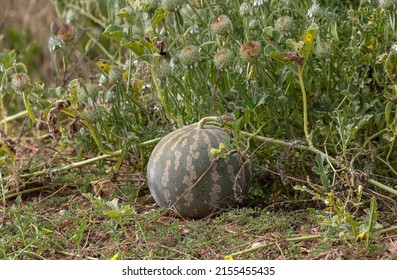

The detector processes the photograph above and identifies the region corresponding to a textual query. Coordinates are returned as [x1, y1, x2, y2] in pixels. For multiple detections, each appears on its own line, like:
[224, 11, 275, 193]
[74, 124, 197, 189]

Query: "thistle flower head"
[108, 66, 123, 84]
[308, 2, 322, 18]
[179, 45, 200, 67]
[11, 73, 30, 91]
[154, 59, 172, 80]
[214, 48, 234, 70]
[253, 0, 267, 7]
[315, 41, 332, 59]
[239, 3, 252, 17]
[378, 0, 397, 10]
[82, 103, 103, 123]
[240, 41, 261, 62]
[57, 23, 74, 42]
[274, 16, 294, 33]
[211, 15, 233, 35]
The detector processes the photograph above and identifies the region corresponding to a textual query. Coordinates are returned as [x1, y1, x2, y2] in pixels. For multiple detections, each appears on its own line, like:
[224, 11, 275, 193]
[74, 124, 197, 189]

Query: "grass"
[1, 165, 396, 260]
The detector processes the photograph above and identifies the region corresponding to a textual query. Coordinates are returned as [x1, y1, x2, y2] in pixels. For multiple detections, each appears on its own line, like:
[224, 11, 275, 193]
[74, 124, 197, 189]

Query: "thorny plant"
[1, 0, 397, 249]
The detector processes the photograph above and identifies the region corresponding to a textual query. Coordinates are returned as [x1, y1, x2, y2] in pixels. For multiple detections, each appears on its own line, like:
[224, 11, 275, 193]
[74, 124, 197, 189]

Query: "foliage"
[1, 0, 397, 258]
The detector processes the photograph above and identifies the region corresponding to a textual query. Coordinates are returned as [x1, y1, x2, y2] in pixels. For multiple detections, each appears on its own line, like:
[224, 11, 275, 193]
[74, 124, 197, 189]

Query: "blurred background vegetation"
[0, 0, 56, 83]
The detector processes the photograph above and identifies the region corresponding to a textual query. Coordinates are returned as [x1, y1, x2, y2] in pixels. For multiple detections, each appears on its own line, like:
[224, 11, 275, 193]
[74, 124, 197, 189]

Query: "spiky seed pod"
[57, 23, 74, 42]
[11, 73, 30, 91]
[82, 103, 103, 124]
[274, 16, 294, 33]
[161, 0, 184, 12]
[154, 59, 172, 80]
[240, 41, 261, 62]
[108, 66, 123, 84]
[179, 45, 200, 67]
[214, 48, 234, 69]
[210, 15, 233, 35]
[315, 41, 332, 59]
[78, 83, 98, 106]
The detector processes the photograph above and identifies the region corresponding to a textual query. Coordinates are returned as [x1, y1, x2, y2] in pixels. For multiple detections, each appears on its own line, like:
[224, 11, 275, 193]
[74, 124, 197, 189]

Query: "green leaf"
[330, 20, 340, 43]
[366, 197, 378, 247]
[71, 220, 87, 245]
[120, 39, 144, 55]
[345, 213, 361, 238]
[117, 7, 136, 24]
[293, 185, 316, 196]
[300, 24, 318, 59]
[286, 39, 304, 53]
[312, 153, 330, 189]
[385, 101, 392, 124]
[151, 8, 168, 30]
[269, 51, 289, 65]
[106, 209, 123, 222]
[106, 198, 120, 211]
[103, 24, 124, 42]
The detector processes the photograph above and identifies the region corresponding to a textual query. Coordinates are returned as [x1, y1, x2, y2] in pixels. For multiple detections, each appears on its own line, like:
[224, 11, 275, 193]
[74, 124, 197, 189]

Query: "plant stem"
[376, 225, 397, 235]
[298, 68, 313, 148]
[225, 234, 322, 258]
[0, 110, 28, 125]
[240, 131, 336, 164]
[22, 92, 35, 125]
[197, 116, 220, 129]
[368, 179, 397, 196]
[241, 130, 397, 197]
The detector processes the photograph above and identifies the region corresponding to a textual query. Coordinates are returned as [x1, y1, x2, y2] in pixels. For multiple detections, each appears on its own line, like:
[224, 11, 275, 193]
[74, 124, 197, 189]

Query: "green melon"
[146, 123, 251, 218]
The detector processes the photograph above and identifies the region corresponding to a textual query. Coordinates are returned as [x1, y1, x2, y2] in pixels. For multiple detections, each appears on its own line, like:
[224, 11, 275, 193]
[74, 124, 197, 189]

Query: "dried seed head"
[240, 41, 261, 62]
[214, 48, 234, 70]
[315, 41, 332, 59]
[308, 3, 322, 18]
[108, 66, 123, 84]
[253, 0, 266, 6]
[378, 0, 397, 10]
[162, 0, 184, 12]
[179, 45, 200, 67]
[48, 34, 64, 52]
[11, 73, 30, 91]
[275, 16, 294, 33]
[239, 3, 252, 17]
[211, 15, 233, 35]
[57, 23, 74, 42]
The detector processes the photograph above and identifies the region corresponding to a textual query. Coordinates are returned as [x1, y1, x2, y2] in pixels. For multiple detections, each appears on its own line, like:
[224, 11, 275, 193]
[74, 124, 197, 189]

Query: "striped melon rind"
[146, 124, 251, 218]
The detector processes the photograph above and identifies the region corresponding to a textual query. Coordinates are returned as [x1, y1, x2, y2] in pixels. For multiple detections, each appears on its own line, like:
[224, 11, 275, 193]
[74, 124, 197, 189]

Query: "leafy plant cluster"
[1, 0, 397, 245]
